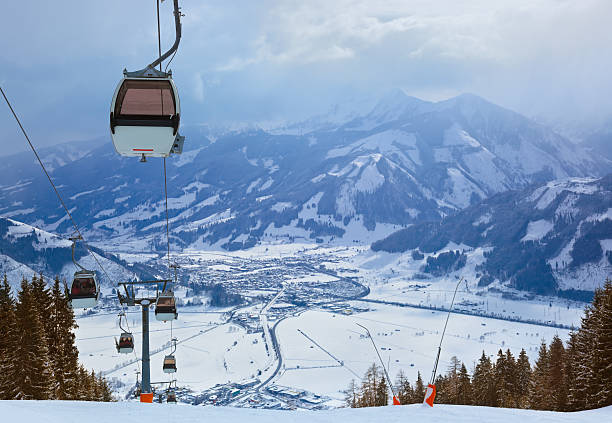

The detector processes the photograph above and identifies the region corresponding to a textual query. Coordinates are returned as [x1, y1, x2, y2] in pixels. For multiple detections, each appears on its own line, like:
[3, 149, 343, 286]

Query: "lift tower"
[118, 279, 172, 403]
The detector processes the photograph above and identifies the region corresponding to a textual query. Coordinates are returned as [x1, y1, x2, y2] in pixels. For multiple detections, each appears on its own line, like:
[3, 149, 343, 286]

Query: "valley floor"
[1, 400, 610, 423]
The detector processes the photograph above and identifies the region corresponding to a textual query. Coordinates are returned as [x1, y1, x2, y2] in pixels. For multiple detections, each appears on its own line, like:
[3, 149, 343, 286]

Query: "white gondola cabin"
[69, 270, 100, 309]
[155, 291, 178, 321]
[163, 355, 177, 373]
[116, 332, 134, 354]
[110, 68, 184, 160]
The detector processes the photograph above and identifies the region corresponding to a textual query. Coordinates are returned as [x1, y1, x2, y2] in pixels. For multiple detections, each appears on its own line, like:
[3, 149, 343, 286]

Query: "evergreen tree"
[413, 371, 425, 404]
[565, 332, 580, 411]
[590, 279, 612, 408]
[457, 363, 472, 405]
[375, 372, 389, 406]
[548, 335, 567, 411]
[530, 341, 551, 410]
[516, 348, 532, 408]
[49, 277, 80, 399]
[13, 277, 54, 399]
[494, 349, 509, 407]
[503, 349, 518, 408]
[0, 275, 18, 399]
[472, 351, 496, 406]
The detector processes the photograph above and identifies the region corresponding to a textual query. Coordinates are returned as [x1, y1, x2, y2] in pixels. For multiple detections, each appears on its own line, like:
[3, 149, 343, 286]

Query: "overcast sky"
[1, 0, 611, 155]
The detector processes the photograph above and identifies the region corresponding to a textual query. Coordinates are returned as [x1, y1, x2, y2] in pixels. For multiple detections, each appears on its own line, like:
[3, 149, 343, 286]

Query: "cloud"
[1, 0, 612, 155]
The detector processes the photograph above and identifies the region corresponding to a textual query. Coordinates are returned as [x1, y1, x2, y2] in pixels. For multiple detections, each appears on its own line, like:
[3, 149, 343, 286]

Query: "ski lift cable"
[0, 86, 117, 288]
[156, 0, 173, 282]
[0, 85, 141, 373]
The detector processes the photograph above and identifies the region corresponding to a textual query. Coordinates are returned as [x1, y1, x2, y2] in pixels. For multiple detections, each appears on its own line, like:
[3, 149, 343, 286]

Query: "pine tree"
[548, 335, 567, 411]
[494, 349, 509, 407]
[0, 275, 18, 399]
[516, 348, 531, 408]
[98, 376, 114, 402]
[13, 277, 54, 399]
[457, 363, 472, 405]
[530, 341, 551, 410]
[565, 331, 580, 411]
[472, 351, 496, 406]
[590, 279, 612, 408]
[413, 371, 425, 404]
[49, 277, 80, 400]
[503, 349, 518, 408]
[376, 372, 389, 406]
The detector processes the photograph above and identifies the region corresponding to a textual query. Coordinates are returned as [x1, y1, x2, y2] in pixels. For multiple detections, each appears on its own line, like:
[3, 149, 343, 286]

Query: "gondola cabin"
[163, 355, 177, 373]
[167, 390, 177, 403]
[155, 292, 178, 321]
[110, 72, 183, 159]
[69, 270, 99, 309]
[116, 332, 134, 354]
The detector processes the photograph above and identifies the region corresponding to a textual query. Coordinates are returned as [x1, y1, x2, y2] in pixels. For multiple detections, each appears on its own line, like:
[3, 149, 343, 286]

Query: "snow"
[271, 202, 294, 213]
[444, 168, 486, 209]
[1, 400, 610, 423]
[326, 130, 420, 169]
[521, 220, 554, 243]
[173, 147, 203, 167]
[528, 178, 599, 210]
[259, 178, 274, 191]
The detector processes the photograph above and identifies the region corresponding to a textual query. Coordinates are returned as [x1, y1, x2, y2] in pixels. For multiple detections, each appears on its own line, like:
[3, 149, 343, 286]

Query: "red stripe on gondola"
[133, 148, 154, 151]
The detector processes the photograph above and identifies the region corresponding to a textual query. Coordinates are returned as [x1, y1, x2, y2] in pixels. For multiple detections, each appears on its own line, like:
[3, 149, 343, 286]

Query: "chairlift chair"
[163, 355, 177, 373]
[155, 291, 178, 321]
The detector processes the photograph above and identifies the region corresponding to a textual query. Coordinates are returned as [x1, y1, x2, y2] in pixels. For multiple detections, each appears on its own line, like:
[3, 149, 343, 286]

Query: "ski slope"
[0, 400, 610, 423]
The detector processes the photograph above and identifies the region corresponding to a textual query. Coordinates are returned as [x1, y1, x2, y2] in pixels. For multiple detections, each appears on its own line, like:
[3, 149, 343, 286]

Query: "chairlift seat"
[163, 354, 177, 373]
[69, 270, 100, 309]
[110, 76, 182, 158]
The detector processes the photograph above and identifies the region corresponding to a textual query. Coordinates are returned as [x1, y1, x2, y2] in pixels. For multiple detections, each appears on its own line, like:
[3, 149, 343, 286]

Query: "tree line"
[346, 279, 612, 411]
[0, 274, 113, 401]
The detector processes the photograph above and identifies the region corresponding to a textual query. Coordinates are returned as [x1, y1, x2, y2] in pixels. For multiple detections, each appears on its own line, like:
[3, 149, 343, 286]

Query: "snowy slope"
[0, 400, 610, 423]
[0, 217, 148, 289]
[372, 175, 612, 296]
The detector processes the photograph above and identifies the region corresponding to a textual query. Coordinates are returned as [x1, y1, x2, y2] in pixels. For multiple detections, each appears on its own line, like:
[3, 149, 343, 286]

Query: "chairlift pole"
[141, 300, 151, 396]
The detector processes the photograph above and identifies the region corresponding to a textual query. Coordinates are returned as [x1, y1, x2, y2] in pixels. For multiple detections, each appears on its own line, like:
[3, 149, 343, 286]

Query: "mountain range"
[1, 90, 611, 294]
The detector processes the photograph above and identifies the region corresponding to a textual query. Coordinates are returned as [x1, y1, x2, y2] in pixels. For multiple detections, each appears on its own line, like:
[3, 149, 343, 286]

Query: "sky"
[1, 0, 612, 155]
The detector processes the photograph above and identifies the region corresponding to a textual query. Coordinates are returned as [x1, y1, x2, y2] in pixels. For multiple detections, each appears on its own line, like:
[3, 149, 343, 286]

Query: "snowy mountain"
[0, 217, 152, 289]
[0, 91, 608, 253]
[372, 175, 612, 297]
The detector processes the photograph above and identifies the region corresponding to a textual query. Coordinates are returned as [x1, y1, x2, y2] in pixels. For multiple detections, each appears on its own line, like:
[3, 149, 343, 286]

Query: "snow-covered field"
[1, 400, 610, 423]
[72, 242, 589, 406]
[76, 308, 271, 397]
[274, 305, 571, 400]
